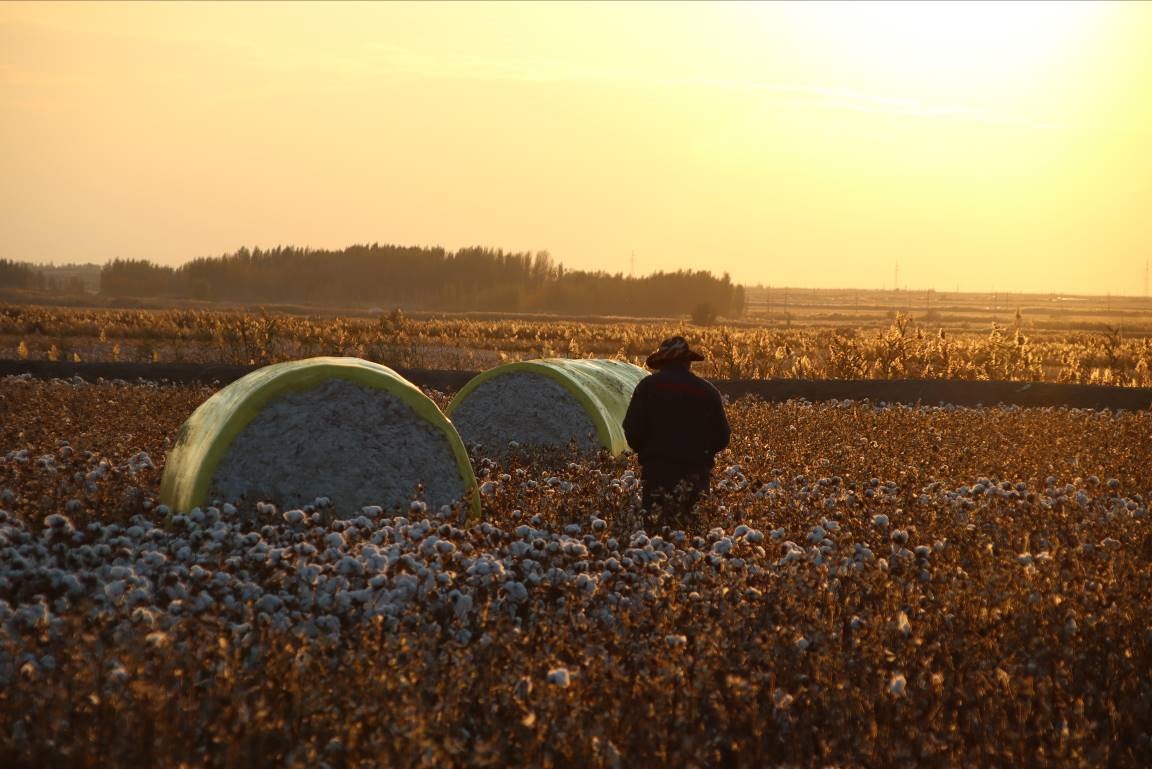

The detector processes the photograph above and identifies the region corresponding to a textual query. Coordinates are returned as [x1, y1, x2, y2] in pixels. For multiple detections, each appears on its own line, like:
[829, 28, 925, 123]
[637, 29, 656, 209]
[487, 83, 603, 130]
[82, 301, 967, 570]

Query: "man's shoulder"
[646, 368, 718, 399]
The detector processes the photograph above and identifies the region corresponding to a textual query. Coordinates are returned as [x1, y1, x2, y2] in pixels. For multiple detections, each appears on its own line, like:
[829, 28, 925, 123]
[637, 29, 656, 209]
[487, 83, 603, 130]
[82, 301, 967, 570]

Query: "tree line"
[96, 244, 746, 318]
[0, 259, 89, 294]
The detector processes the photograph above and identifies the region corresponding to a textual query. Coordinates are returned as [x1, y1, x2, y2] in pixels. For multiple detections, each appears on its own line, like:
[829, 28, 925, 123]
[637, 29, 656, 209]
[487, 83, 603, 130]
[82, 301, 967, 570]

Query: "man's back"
[623, 364, 730, 469]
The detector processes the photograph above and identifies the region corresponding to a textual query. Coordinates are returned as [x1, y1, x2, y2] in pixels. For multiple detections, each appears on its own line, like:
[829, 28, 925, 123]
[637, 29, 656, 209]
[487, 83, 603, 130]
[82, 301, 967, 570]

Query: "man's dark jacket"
[623, 364, 731, 470]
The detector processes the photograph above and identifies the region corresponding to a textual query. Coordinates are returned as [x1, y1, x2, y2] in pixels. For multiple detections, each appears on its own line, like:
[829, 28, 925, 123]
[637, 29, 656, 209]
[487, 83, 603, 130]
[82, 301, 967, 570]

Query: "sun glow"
[762, 1, 1112, 119]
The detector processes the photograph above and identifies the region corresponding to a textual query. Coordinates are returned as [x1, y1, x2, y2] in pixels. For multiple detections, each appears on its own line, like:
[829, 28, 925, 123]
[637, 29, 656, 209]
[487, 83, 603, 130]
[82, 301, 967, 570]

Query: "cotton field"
[0, 375, 1149, 768]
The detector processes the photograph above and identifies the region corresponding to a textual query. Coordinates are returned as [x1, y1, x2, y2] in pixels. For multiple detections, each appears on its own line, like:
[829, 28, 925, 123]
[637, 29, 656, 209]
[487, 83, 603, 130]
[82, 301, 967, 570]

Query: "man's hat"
[645, 336, 705, 369]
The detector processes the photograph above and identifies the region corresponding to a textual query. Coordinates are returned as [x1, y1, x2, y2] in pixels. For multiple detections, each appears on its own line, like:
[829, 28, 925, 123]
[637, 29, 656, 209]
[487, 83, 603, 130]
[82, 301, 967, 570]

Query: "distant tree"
[99, 259, 176, 297]
[691, 302, 718, 325]
[0, 259, 44, 289]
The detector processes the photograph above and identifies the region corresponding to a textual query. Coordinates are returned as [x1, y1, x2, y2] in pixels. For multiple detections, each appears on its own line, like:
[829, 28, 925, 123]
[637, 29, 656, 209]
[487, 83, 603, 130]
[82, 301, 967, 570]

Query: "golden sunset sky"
[2, 1, 1150, 294]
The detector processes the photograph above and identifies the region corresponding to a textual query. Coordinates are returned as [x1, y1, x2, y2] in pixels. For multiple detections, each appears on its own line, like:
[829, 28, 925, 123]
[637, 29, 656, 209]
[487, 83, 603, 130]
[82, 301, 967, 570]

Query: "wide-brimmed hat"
[645, 336, 705, 369]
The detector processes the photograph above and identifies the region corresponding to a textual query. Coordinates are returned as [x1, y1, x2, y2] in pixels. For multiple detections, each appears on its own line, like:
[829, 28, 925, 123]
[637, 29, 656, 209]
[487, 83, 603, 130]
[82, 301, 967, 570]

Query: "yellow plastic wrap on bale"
[446, 358, 647, 455]
[159, 357, 479, 517]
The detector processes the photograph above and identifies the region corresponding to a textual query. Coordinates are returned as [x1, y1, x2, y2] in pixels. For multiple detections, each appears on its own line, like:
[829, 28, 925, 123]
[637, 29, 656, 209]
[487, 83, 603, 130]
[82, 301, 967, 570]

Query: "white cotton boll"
[502, 580, 529, 603]
[712, 538, 733, 556]
[255, 594, 283, 614]
[282, 509, 305, 526]
[889, 673, 907, 696]
[563, 541, 589, 558]
[43, 514, 73, 531]
[872, 514, 889, 528]
[665, 634, 687, 648]
[453, 591, 473, 621]
[125, 588, 151, 607]
[591, 517, 607, 532]
[104, 580, 127, 602]
[1101, 537, 1121, 551]
[770, 528, 785, 541]
[547, 668, 570, 687]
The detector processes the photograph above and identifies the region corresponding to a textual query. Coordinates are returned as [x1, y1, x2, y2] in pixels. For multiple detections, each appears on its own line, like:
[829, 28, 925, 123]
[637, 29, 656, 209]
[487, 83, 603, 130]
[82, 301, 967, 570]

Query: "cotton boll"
[502, 580, 529, 603]
[547, 668, 570, 687]
[889, 673, 907, 696]
[872, 514, 889, 528]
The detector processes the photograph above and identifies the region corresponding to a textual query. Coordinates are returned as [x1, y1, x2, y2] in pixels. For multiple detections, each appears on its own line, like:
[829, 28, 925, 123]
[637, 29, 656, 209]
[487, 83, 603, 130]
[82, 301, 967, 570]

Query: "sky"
[2, 1, 1150, 295]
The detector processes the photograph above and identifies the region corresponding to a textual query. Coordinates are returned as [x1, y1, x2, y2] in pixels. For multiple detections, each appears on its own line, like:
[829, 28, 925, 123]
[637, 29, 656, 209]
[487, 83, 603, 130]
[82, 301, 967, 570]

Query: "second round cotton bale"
[446, 358, 646, 456]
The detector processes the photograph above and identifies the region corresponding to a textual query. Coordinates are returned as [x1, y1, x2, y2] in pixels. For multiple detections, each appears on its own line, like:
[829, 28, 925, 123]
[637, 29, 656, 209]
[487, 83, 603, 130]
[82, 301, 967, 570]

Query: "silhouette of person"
[623, 336, 730, 529]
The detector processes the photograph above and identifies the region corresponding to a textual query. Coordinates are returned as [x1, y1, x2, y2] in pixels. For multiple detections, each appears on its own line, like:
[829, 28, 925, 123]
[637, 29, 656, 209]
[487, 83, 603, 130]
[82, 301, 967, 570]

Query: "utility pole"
[630, 250, 635, 278]
[894, 262, 899, 294]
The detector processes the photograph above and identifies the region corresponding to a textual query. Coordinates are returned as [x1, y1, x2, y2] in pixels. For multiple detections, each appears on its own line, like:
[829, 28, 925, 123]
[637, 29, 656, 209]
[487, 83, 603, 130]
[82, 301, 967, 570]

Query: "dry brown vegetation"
[1, 376, 1149, 768]
[3, 303, 1152, 385]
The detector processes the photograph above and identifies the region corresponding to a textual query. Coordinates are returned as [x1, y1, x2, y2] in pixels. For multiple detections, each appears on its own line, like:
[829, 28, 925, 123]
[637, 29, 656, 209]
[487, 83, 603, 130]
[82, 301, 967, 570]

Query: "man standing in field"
[623, 336, 730, 529]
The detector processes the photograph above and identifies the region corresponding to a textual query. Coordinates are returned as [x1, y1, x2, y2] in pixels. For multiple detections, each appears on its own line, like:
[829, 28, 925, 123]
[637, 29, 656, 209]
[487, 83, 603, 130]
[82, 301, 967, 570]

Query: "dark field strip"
[3, 359, 1152, 410]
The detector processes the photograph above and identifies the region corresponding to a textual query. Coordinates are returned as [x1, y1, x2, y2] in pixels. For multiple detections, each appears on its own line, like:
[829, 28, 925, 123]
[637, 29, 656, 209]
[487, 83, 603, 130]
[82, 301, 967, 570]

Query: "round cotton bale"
[446, 359, 646, 456]
[159, 357, 479, 518]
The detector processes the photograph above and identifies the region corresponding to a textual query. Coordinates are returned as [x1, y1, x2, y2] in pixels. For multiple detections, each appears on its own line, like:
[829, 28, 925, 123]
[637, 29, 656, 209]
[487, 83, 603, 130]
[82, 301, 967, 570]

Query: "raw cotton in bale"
[447, 359, 647, 457]
[159, 357, 479, 518]
[449, 372, 599, 455]
[209, 378, 464, 515]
